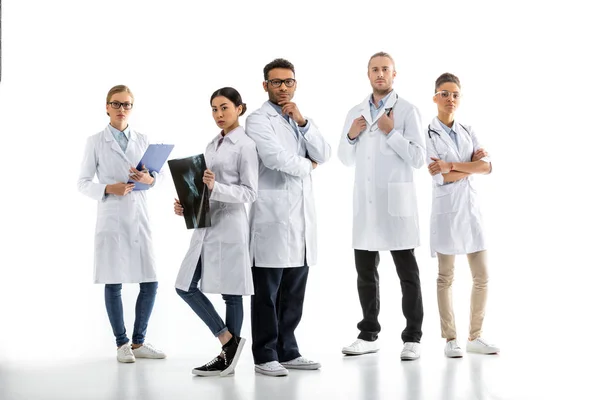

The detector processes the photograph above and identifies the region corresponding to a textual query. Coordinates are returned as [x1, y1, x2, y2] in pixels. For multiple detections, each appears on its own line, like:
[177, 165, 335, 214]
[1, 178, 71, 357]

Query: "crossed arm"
[428, 149, 491, 183]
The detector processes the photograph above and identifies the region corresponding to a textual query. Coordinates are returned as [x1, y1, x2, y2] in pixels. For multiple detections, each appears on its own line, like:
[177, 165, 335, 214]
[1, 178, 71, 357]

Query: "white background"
[0, 0, 598, 382]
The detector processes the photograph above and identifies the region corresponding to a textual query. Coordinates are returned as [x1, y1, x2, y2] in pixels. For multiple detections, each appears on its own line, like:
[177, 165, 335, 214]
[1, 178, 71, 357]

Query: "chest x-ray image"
[168, 154, 211, 229]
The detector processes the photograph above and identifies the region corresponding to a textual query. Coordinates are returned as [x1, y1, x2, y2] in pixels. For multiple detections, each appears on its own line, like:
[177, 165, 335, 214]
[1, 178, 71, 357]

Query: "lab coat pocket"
[220, 243, 248, 294]
[433, 185, 458, 214]
[96, 201, 119, 232]
[253, 222, 289, 265]
[388, 182, 416, 217]
[254, 190, 288, 223]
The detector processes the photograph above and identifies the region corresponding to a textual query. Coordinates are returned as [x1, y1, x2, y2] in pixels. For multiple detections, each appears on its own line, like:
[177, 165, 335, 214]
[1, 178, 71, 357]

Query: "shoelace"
[205, 354, 224, 368]
[448, 341, 461, 350]
[405, 343, 417, 351]
[263, 361, 283, 370]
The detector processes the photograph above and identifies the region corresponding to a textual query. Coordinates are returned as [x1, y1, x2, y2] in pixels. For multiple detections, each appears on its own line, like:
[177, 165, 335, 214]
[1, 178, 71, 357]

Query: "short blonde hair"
[368, 52, 395, 70]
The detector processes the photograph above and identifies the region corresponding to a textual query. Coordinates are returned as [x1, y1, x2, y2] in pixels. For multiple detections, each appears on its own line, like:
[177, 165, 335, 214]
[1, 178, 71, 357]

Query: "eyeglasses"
[265, 78, 296, 88]
[108, 101, 134, 110]
[435, 90, 461, 100]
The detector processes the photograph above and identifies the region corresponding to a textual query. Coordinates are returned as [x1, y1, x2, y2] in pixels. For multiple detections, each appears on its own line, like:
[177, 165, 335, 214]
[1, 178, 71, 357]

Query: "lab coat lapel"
[105, 126, 132, 165]
[263, 101, 302, 152]
[371, 90, 398, 126]
[431, 118, 460, 158]
[454, 122, 474, 162]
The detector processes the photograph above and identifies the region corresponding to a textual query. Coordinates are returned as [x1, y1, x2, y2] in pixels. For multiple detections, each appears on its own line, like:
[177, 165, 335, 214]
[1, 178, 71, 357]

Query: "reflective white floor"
[1, 342, 594, 400]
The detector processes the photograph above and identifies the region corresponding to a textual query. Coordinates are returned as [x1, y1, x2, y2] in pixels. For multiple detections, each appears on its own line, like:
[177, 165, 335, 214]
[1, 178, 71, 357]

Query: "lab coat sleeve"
[425, 129, 445, 187]
[468, 126, 492, 166]
[337, 111, 358, 167]
[385, 106, 426, 169]
[77, 136, 108, 201]
[301, 118, 331, 164]
[210, 142, 259, 203]
[246, 112, 312, 178]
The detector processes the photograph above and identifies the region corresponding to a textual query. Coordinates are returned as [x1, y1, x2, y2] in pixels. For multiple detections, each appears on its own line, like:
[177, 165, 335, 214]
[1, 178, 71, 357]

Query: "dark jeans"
[251, 266, 309, 364]
[105, 282, 158, 347]
[176, 256, 243, 337]
[354, 249, 423, 343]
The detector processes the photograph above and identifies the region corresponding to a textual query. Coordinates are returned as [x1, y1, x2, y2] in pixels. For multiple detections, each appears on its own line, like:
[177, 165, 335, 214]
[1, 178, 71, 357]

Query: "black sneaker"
[192, 353, 227, 376]
[220, 336, 246, 376]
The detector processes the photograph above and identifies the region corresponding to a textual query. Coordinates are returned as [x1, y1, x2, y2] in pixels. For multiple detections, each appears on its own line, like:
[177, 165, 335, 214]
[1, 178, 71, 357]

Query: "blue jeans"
[176, 256, 243, 337]
[104, 282, 158, 347]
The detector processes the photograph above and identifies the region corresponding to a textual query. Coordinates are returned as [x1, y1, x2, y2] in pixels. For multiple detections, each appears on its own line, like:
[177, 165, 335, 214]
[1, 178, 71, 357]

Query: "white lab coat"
[175, 126, 258, 294]
[77, 126, 162, 284]
[245, 101, 331, 268]
[338, 90, 425, 251]
[426, 117, 491, 257]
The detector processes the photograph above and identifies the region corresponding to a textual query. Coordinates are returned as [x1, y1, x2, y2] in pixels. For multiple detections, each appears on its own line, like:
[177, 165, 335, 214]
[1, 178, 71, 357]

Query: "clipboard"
[131, 143, 175, 190]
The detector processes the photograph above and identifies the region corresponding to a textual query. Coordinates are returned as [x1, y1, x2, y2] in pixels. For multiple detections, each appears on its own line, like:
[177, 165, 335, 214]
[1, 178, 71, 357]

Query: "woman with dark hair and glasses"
[77, 85, 166, 363]
[426, 73, 499, 358]
[173, 87, 258, 377]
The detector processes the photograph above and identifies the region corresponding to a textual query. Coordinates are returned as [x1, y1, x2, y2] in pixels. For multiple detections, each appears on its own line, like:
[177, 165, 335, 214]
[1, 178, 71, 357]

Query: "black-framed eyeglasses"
[265, 78, 296, 88]
[435, 90, 461, 100]
[108, 101, 134, 110]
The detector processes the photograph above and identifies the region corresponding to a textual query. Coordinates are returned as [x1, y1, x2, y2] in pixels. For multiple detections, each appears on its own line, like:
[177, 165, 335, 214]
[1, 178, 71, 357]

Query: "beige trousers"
[436, 250, 488, 339]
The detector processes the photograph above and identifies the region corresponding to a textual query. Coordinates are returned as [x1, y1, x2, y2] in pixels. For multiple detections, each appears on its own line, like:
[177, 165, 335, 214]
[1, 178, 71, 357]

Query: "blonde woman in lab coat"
[174, 87, 258, 377]
[77, 85, 166, 363]
[426, 73, 500, 358]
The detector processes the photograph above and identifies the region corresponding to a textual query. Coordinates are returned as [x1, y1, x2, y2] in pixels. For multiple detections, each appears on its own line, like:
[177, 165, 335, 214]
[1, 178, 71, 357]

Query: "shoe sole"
[254, 367, 289, 377]
[192, 369, 221, 377]
[400, 355, 420, 361]
[219, 338, 246, 377]
[280, 364, 321, 370]
[133, 355, 167, 359]
[117, 358, 135, 363]
[342, 349, 380, 356]
[466, 349, 499, 355]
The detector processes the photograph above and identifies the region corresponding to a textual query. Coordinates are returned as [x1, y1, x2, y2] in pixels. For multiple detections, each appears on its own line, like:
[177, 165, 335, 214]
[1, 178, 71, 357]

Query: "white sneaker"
[132, 343, 166, 359]
[466, 338, 500, 354]
[254, 361, 289, 377]
[117, 343, 135, 363]
[400, 342, 421, 361]
[444, 340, 464, 358]
[342, 339, 380, 355]
[280, 356, 321, 370]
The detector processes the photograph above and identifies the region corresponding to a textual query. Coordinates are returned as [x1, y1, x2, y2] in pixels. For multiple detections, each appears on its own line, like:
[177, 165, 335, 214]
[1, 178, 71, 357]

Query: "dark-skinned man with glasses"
[245, 58, 331, 377]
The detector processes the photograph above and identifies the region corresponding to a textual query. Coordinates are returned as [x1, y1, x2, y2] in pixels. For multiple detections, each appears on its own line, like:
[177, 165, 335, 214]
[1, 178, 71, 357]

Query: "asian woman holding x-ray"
[173, 87, 258, 377]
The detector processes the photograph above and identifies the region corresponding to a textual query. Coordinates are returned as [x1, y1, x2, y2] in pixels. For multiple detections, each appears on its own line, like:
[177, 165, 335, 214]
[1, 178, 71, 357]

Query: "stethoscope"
[427, 124, 443, 155]
[427, 124, 441, 139]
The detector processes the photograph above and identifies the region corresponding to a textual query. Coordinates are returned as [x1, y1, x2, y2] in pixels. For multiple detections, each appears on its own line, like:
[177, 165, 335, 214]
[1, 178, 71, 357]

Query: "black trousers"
[251, 266, 309, 364]
[354, 249, 423, 343]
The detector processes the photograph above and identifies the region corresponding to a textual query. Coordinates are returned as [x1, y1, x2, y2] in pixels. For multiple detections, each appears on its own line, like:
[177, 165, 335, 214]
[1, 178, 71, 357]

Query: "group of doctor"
[77, 52, 499, 378]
